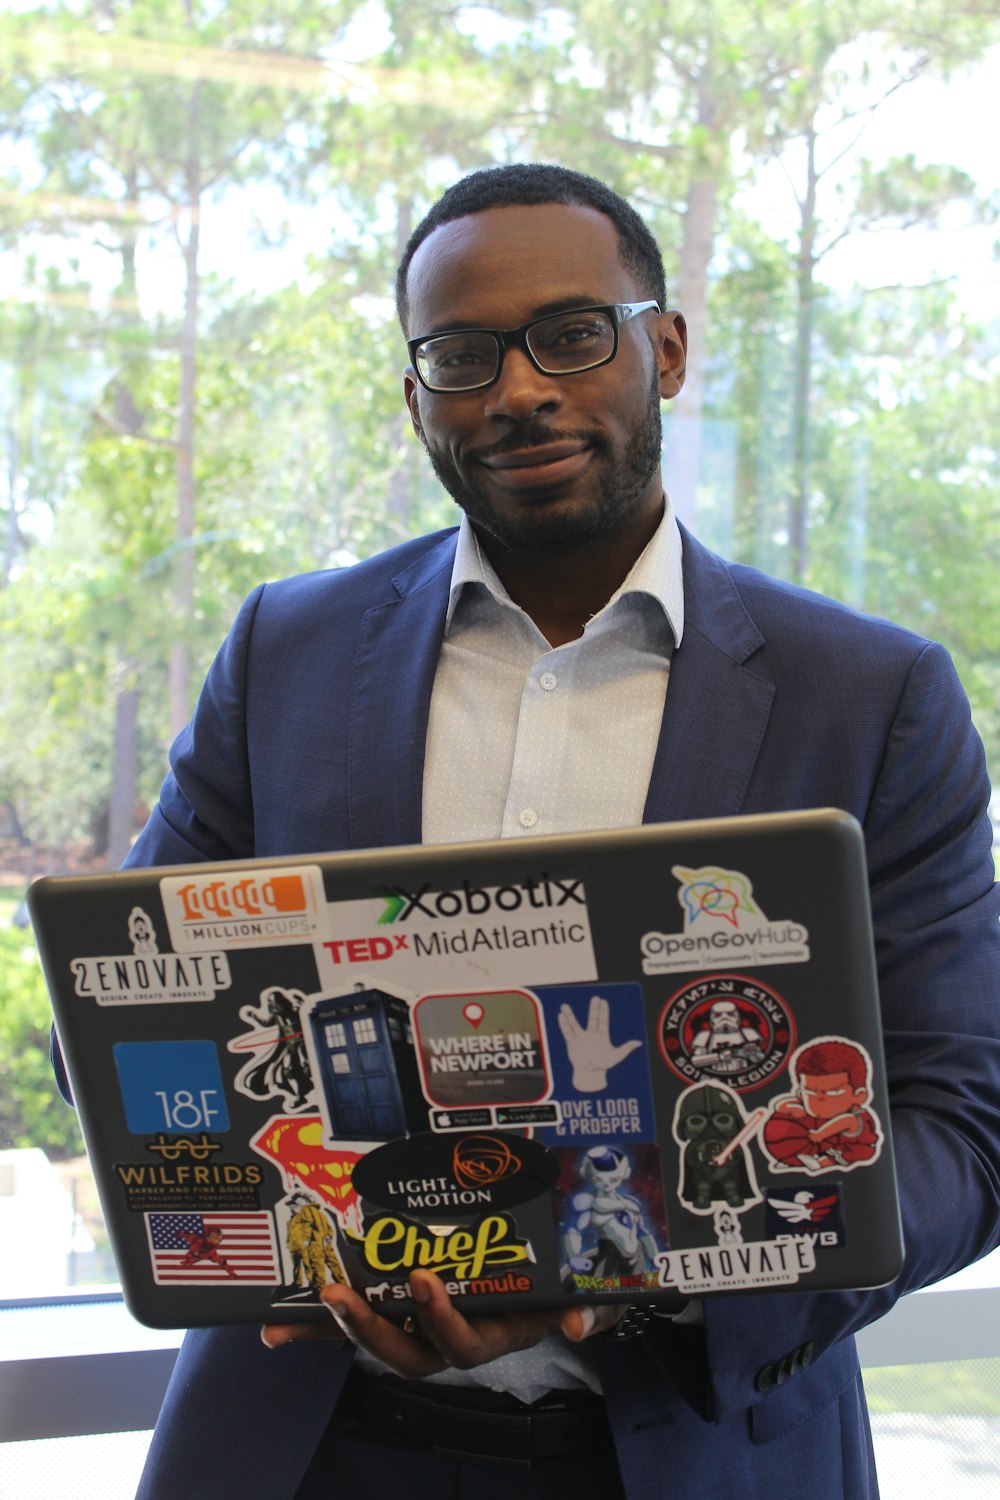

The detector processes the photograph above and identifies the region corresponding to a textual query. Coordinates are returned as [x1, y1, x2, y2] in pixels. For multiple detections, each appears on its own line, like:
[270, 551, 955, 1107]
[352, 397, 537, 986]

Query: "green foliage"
[0, 924, 84, 1158]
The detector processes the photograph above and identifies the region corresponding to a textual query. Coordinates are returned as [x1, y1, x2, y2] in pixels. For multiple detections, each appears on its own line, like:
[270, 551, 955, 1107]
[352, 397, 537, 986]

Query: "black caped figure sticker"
[229, 986, 316, 1113]
[672, 1083, 763, 1215]
[760, 1036, 884, 1175]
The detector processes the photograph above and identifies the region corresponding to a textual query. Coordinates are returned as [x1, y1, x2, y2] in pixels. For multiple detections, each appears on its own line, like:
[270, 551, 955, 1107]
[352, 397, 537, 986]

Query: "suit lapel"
[347, 535, 456, 850]
[643, 527, 775, 824]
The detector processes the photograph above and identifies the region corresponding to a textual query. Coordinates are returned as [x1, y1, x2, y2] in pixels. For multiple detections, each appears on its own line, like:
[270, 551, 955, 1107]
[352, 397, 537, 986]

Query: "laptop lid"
[30, 808, 902, 1329]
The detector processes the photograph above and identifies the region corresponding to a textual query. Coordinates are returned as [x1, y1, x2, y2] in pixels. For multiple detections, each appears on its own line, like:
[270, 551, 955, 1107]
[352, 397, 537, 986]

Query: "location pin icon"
[463, 1002, 485, 1029]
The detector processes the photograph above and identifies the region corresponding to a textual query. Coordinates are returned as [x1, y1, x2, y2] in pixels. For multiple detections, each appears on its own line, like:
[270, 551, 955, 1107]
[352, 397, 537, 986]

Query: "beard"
[422, 371, 664, 556]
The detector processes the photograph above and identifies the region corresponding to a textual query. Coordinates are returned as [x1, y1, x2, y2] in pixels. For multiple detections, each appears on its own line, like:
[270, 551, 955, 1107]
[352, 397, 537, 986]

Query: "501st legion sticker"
[658, 974, 795, 1092]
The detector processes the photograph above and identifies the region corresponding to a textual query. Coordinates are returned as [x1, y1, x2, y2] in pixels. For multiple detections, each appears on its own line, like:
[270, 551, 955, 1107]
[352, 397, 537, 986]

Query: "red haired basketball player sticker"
[658, 974, 794, 1093]
[760, 1036, 884, 1174]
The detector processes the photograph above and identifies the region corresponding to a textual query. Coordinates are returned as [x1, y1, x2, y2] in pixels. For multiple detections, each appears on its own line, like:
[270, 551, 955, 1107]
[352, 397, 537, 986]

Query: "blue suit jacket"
[130, 526, 1000, 1500]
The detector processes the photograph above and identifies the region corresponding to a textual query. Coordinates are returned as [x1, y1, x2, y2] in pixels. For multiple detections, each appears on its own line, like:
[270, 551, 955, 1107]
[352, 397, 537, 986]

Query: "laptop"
[29, 808, 902, 1329]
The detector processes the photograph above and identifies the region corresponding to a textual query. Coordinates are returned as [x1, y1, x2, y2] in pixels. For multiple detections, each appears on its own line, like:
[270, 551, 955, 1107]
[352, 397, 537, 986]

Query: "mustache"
[466, 423, 604, 463]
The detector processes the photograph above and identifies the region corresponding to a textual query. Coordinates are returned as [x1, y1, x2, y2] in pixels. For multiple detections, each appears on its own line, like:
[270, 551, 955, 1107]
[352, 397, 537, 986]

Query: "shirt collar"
[444, 493, 685, 646]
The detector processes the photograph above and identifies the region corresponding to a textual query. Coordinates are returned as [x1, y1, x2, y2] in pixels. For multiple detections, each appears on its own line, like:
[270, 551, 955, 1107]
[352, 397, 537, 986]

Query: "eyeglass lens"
[415, 308, 617, 391]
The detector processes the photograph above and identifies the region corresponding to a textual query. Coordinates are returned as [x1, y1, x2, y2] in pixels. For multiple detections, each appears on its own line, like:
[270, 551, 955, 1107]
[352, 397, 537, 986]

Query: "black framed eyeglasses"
[407, 301, 661, 393]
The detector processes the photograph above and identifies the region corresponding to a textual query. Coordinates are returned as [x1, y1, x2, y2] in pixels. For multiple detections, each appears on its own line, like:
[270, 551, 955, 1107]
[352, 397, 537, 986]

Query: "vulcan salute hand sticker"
[558, 994, 643, 1091]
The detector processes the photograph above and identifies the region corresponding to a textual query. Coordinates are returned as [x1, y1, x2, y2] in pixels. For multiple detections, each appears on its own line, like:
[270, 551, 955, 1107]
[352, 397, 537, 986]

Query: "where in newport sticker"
[641, 865, 810, 974]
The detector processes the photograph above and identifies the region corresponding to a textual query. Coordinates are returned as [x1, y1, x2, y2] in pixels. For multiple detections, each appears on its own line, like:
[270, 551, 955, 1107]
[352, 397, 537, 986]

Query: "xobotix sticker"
[641, 865, 810, 974]
[70, 906, 231, 1005]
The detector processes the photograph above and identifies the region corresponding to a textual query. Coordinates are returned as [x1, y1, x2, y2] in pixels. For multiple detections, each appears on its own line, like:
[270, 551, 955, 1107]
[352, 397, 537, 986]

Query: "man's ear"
[403, 368, 426, 445]
[656, 310, 687, 400]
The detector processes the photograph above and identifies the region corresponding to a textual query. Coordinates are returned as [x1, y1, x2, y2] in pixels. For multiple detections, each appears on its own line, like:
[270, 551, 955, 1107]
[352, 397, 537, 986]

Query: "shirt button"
[538, 671, 558, 691]
[518, 808, 539, 829]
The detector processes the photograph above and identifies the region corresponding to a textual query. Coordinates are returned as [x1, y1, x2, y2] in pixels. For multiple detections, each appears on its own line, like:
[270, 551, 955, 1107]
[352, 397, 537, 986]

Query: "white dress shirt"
[421, 500, 684, 845]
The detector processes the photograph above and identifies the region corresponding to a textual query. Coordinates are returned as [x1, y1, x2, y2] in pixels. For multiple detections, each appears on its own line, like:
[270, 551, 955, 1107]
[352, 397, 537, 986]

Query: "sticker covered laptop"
[29, 808, 903, 1329]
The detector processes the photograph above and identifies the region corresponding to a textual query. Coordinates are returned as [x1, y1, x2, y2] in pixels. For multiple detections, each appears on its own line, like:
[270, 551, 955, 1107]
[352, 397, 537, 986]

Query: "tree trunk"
[790, 126, 818, 585]
[663, 77, 720, 529]
[107, 675, 139, 868]
[170, 83, 202, 739]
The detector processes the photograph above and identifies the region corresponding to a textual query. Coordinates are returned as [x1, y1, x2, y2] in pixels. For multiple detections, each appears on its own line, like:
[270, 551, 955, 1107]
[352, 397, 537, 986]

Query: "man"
[761, 1039, 882, 1174]
[126, 164, 1000, 1499]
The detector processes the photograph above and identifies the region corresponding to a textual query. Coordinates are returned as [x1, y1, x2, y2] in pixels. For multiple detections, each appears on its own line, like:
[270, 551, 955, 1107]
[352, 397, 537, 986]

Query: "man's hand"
[558, 995, 642, 1091]
[261, 1269, 621, 1375]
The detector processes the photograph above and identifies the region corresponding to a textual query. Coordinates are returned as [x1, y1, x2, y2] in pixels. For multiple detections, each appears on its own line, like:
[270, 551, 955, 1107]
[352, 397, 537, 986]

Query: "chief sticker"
[760, 1036, 884, 1175]
[641, 866, 810, 974]
[113, 1040, 229, 1134]
[70, 906, 231, 1004]
[161, 865, 326, 951]
[145, 1210, 280, 1284]
[658, 974, 794, 1092]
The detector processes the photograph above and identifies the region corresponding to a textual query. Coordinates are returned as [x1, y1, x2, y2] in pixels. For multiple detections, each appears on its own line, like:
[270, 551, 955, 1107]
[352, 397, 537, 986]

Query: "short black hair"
[395, 162, 667, 332]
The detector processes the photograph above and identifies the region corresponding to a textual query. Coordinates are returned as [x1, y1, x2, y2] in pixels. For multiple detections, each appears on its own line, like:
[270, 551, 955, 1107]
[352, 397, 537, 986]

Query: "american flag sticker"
[145, 1211, 280, 1285]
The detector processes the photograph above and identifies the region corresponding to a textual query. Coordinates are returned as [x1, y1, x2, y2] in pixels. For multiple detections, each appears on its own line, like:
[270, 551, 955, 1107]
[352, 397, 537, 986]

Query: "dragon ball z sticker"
[759, 1037, 884, 1175]
[658, 974, 794, 1092]
[641, 865, 810, 974]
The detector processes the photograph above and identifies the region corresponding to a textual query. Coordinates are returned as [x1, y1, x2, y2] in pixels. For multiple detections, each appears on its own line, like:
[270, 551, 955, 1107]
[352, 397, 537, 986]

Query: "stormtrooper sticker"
[658, 974, 794, 1093]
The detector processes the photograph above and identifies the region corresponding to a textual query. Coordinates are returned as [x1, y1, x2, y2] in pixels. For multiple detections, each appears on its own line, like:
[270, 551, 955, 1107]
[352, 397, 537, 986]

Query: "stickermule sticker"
[317, 871, 596, 991]
[641, 865, 810, 974]
[161, 865, 326, 951]
[655, 1236, 816, 1294]
[70, 906, 231, 1004]
[658, 974, 794, 1092]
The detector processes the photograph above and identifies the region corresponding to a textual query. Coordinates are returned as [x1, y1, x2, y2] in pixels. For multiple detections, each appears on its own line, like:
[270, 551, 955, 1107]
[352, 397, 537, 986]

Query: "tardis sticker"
[302, 985, 426, 1143]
